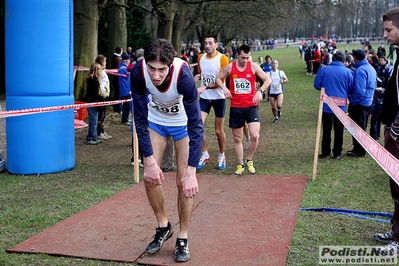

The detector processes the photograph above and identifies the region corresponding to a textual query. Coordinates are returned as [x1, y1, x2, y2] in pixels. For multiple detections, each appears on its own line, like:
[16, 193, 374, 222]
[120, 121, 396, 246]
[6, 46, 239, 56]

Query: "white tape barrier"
[0, 99, 132, 119]
[323, 93, 399, 185]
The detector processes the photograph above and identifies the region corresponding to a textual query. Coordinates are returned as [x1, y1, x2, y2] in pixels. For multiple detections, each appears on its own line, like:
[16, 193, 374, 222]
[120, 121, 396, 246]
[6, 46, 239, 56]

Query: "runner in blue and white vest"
[130, 38, 204, 263]
[266, 60, 288, 123]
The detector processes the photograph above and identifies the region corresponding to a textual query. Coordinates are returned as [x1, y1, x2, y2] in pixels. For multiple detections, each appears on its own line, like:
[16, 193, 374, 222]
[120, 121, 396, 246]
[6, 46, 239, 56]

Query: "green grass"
[0, 42, 395, 265]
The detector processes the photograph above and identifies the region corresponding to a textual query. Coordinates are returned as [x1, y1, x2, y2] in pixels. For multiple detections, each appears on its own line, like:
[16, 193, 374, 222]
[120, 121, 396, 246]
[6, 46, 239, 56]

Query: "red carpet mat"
[6, 174, 308, 265]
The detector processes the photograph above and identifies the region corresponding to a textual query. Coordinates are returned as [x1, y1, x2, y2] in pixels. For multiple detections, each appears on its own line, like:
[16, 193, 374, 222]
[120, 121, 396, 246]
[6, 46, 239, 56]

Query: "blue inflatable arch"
[5, 0, 75, 174]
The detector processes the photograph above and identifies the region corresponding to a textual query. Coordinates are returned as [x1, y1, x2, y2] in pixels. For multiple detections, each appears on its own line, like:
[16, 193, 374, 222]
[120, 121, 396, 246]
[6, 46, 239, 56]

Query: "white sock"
[218, 152, 225, 159]
[202, 151, 209, 158]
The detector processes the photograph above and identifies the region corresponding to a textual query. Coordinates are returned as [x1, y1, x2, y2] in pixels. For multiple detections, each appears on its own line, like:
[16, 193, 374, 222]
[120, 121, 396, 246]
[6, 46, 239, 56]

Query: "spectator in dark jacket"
[304, 46, 312, 75]
[85, 62, 103, 145]
[344, 55, 356, 71]
[377, 44, 387, 58]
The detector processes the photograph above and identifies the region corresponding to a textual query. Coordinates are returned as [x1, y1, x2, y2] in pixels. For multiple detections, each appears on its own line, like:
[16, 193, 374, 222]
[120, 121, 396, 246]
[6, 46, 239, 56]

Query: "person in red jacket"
[312, 44, 322, 75]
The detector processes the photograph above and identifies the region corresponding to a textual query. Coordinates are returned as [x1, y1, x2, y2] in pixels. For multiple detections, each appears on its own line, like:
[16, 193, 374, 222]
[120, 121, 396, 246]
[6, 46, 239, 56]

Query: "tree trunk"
[74, 0, 106, 100]
[107, 0, 127, 61]
[156, 0, 177, 41]
[172, 5, 187, 55]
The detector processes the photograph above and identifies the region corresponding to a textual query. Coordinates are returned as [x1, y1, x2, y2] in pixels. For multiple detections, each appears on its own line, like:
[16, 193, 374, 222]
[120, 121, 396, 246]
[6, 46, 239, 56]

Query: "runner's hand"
[194, 74, 201, 82]
[197, 86, 206, 94]
[143, 156, 164, 185]
[223, 87, 232, 99]
[181, 166, 199, 198]
[253, 91, 263, 103]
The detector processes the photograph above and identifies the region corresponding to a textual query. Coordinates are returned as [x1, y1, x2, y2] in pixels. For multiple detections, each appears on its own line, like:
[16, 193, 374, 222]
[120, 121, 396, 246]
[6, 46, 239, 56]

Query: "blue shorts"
[199, 98, 226, 118]
[148, 121, 188, 141]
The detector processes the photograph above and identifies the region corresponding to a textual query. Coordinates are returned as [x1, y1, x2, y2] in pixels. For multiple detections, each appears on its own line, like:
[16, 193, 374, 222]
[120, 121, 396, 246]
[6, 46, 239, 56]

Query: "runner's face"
[204, 38, 217, 56]
[384, 20, 399, 46]
[147, 61, 170, 86]
[272, 60, 279, 70]
[237, 52, 251, 67]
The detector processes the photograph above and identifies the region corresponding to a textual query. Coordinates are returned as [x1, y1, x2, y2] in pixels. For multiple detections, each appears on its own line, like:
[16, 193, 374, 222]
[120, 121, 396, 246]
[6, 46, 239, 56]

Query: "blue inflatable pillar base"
[6, 95, 75, 174]
[5, 0, 75, 174]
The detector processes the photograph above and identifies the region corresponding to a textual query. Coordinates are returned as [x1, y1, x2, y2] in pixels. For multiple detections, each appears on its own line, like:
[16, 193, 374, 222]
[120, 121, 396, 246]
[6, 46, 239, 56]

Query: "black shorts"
[229, 106, 260, 128]
[269, 93, 283, 98]
[199, 98, 226, 118]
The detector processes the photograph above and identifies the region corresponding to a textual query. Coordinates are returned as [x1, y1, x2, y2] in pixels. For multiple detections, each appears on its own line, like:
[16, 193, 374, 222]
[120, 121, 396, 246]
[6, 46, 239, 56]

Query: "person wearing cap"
[314, 50, 354, 159]
[373, 8, 399, 256]
[118, 53, 132, 125]
[111, 47, 123, 114]
[347, 49, 377, 157]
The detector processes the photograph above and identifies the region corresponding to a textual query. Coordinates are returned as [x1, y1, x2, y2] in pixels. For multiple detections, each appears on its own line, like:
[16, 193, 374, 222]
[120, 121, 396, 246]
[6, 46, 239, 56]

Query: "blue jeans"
[86, 107, 99, 141]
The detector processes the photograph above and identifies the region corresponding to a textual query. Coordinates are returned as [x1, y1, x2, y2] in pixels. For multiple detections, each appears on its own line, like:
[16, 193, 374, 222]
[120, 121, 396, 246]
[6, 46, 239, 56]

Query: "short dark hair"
[383, 7, 399, 28]
[114, 47, 122, 54]
[144, 38, 176, 66]
[205, 35, 218, 43]
[238, 45, 251, 54]
[332, 51, 345, 62]
[345, 56, 352, 63]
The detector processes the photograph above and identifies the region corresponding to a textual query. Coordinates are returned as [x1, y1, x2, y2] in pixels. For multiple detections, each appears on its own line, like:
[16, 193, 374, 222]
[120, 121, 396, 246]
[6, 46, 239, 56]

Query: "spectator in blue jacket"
[347, 49, 377, 157]
[314, 50, 354, 159]
[118, 53, 132, 125]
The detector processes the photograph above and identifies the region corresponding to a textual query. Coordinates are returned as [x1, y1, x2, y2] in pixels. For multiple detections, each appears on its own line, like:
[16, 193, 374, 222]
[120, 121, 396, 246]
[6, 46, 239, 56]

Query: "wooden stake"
[312, 88, 325, 181]
[133, 123, 140, 183]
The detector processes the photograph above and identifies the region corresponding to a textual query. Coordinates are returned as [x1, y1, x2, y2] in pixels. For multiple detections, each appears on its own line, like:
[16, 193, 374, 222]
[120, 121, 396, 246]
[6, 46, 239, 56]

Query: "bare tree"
[74, 0, 108, 100]
[107, 0, 128, 60]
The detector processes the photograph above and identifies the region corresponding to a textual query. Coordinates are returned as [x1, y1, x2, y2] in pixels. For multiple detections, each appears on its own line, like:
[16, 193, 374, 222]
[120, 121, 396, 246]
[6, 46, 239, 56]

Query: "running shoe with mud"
[145, 222, 174, 254]
[175, 238, 191, 262]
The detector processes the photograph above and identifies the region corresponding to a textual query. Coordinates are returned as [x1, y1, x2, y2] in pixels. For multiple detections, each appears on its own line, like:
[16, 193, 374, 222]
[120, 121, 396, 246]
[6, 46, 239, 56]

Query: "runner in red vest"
[215, 45, 271, 175]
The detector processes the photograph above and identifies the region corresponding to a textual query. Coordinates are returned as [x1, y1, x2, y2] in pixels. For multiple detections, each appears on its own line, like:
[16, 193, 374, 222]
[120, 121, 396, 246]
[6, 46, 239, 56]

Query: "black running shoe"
[145, 222, 174, 254]
[175, 238, 191, 262]
[374, 229, 394, 243]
